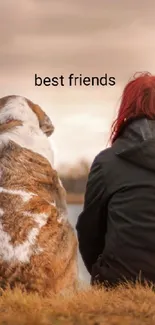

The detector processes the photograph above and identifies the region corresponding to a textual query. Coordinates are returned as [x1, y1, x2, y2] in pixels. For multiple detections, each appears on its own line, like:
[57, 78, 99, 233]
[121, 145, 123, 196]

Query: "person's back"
[76, 73, 155, 287]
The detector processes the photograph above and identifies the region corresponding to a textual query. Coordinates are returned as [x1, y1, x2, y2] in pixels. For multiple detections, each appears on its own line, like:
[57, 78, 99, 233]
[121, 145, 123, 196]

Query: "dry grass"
[0, 282, 155, 324]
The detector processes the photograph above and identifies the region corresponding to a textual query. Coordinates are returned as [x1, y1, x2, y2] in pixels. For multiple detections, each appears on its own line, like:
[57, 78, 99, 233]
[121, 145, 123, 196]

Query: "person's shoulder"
[93, 147, 115, 166]
[91, 147, 117, 182]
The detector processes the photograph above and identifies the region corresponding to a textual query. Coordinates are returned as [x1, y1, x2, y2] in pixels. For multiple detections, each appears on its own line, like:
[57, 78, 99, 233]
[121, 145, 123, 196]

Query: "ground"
[0, 282, 155, 324]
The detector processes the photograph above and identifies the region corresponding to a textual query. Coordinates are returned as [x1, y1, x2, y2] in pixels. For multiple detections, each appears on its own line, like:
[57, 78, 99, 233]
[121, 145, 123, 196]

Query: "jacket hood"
[113, 118, 155, 173]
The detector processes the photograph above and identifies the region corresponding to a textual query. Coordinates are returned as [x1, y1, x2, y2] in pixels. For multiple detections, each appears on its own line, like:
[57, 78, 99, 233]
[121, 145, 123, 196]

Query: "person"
[76, 72, 155, 287]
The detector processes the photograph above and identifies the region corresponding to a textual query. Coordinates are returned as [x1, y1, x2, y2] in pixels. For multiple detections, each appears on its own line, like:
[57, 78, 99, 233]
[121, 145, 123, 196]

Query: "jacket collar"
[112, 117, 155, 173]
[113, 117, 155, 154]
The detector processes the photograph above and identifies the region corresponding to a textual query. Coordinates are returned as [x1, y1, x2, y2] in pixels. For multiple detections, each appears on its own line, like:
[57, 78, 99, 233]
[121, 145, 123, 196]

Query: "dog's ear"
[0, 96, 23, 133]
[0, 95, 16, 109]
[26, 99, 54, 137]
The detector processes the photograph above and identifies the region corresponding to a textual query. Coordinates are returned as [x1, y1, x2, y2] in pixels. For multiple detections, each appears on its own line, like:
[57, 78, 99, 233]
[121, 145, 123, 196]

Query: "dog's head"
[0, 95, 54, 137]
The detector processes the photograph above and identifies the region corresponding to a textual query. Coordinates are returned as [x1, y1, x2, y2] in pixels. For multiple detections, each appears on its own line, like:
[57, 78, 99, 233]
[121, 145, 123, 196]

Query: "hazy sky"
[0, 0, 155, 166]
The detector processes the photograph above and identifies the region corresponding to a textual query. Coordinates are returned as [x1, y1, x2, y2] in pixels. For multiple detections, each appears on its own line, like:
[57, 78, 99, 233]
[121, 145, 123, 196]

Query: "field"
[0, 282, 155, 325]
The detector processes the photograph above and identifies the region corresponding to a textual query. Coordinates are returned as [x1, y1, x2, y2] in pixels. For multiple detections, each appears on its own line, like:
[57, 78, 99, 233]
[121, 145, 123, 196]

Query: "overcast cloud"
[0, 0, 155, 165]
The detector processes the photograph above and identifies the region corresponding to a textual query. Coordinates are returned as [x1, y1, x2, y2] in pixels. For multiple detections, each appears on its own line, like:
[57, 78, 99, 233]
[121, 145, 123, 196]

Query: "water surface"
[68, 204, 90, 283]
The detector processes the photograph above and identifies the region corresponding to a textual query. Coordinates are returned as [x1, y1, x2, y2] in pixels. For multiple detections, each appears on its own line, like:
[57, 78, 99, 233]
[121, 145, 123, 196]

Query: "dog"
[0, 95, 78, 295]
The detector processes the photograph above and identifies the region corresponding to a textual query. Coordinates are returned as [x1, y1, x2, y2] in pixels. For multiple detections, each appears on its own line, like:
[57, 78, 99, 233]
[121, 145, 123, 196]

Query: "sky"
[0, 0, 155, 167]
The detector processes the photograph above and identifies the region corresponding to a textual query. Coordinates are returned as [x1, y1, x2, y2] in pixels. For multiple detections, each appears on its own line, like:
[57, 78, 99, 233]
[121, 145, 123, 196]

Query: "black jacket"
[76, 117, 155, 286]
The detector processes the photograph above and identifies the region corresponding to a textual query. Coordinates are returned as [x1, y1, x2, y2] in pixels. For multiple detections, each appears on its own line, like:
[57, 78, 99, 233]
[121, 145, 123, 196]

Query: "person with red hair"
[76, 72, 155, 287]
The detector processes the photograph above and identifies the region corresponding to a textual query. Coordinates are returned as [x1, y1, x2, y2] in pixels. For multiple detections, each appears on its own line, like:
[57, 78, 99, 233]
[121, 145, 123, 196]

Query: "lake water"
[67, 204, 90, 283]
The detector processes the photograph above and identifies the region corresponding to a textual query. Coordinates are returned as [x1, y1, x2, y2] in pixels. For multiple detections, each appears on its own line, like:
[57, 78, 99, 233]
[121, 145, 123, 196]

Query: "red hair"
[110, 72, 155, 143]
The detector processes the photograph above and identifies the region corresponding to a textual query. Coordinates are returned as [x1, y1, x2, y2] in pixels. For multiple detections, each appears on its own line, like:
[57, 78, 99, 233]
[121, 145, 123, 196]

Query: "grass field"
[0, 282, 155, 324]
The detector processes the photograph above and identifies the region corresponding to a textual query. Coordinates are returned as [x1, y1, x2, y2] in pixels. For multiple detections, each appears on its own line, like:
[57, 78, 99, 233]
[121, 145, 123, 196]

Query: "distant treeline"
[61, 174, 87, 194]
[59, 160, 90, 194]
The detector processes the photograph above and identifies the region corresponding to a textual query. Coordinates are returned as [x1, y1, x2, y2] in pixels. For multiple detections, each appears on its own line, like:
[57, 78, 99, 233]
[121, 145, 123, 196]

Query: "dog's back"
[0, 96, 78, 295]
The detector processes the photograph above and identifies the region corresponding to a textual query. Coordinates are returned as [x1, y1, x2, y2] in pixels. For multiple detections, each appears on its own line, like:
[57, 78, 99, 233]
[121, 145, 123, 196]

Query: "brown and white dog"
[0, 95, 78, 295]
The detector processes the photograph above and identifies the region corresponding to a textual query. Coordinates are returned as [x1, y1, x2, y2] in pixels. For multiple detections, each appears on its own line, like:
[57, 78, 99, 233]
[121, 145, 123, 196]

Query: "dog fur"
[0, 95, 78, 295]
